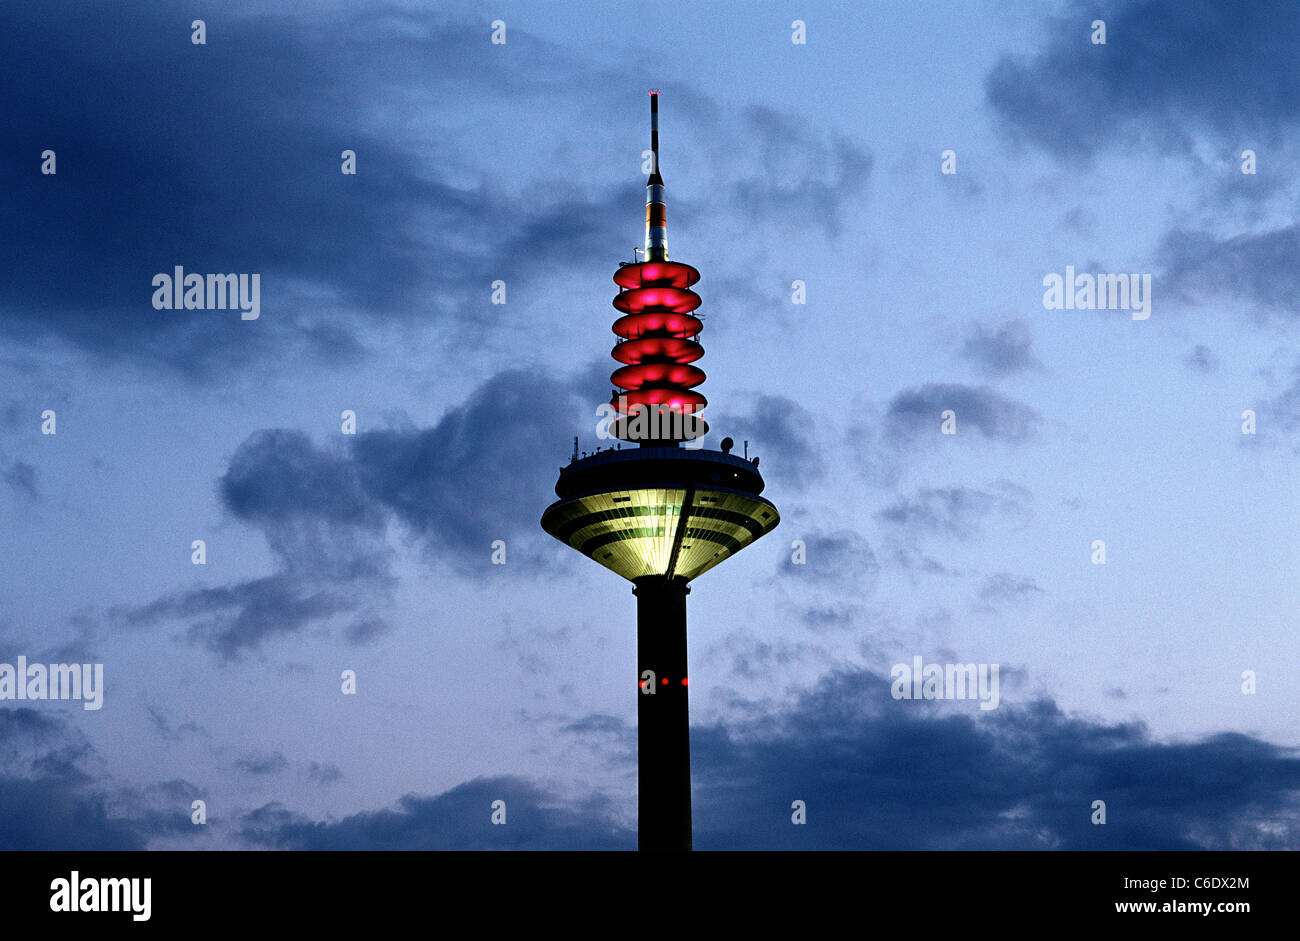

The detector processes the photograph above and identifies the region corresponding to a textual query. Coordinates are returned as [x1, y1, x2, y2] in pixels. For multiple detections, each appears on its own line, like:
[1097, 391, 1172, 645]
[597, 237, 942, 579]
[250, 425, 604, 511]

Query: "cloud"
[850, 382, 1041, 492]
[985, 0, 1300, 161]
[14, 659, 1276, 854]
[145, 706, 204, 742]
[879, 536, 958, 578]
[711, 395, 824, 491]
[110, 367, 589, 656]
[1183, 344, 1219, 373]
[779, 529, 878, 582]
[689, 668, 1300, 849]
[0, 459, 37, 501]
[0, 709, 165, 850]
[1260, 358, 1300, 437]
[220, 430, 384, 535]
[884, 383, 1040, 445]
[1158, 226, 1300, 319]
[302, 762, 343, 785]
[235, 751, 290, 776]
[8, 671, 1298, 849]
[794, 603, 860, 632]
[727, 105, 873, 240]
[772, 530, 878, 633]
[978, 572, 1044, 603]
[0, 1, 635, 377]
[560, 715, 636, 765]
[876, 482, 1032, 539]
[350, 369, 586, 566]
[0, 2, 876, 381]
[231, 665, 1300, 850]
[709, 632, 833, 682]
[113, 573, 384, 660]
[238, 775, 634, 850]
[343, 617, 390, 645]
[960, 320, 1041, 377]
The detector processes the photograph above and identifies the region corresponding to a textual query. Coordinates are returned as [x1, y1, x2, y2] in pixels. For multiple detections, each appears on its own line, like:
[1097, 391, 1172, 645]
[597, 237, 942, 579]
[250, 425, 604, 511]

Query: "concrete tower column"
[634, 576, 692, 851]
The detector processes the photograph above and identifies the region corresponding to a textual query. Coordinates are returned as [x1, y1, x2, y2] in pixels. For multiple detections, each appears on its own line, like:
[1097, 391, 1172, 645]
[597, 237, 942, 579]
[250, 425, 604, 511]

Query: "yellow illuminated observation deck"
[541, 447, 779, 583]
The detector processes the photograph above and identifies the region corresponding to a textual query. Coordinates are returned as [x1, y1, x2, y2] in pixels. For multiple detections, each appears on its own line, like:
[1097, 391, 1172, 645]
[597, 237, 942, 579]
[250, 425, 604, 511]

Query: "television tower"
[541, 91, 780, 851]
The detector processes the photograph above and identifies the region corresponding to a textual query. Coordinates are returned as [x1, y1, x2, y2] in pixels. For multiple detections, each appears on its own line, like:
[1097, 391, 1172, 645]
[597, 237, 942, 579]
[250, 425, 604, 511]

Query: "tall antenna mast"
[645, 89, 668, 263]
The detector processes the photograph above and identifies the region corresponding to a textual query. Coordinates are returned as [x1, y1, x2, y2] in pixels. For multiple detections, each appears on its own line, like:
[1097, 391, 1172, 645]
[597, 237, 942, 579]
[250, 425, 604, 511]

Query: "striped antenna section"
[645, 90, 667, 261]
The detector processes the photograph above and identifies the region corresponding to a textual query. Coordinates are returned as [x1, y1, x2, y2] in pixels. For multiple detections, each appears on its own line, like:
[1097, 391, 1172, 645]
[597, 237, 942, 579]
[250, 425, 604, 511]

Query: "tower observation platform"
[542, 446, 777, 584]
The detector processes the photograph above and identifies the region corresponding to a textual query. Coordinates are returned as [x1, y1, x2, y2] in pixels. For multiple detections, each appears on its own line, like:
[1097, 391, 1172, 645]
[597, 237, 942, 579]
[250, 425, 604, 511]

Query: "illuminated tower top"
[542, 91, 779, 585]
[612, 91, 707, 445]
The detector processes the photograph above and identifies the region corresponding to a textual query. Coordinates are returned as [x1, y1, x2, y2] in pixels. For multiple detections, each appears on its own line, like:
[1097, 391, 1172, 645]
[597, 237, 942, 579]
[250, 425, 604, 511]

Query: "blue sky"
[2, 0, 1299, 849]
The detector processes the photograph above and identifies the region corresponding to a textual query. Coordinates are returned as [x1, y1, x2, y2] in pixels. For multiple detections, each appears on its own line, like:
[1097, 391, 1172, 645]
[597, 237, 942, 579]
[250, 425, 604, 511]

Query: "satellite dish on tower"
[720, 437, 734, 454]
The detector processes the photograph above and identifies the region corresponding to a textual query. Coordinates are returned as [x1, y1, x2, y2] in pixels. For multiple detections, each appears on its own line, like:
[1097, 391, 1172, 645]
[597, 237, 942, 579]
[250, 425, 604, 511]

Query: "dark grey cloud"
[351, 369, 585, 565]
[113, 572, 382, 660]
[1159, 226, 1300, 319]
[561, 714, 636, 765]
[235, 751, 289, 776]
[1, 459, 38, 501]
[110, 367, 588, 656]
[1, 3, 874, 381]
[0, 709, 169, 850]
[146, 706, 204, 742]
[879, 536, 957, 578]
[985, 0, 1300, 161]
[231, 666, 1300, 849]
[343, 617, 390, 645]
[689, 669, 1300, 849]
[9, 663, 1283, 852]
[978, 572, 1044, 603]
[773, 530, 877, 632]
[885, 383, 1040, 445]
[1260, 358, 1300, 438]
[302, 762, 343, 785]
[727, 105, 872, 240]
[876, 482, 1032, 539]
[220, 430, 383, 534]
[779, 529, 878, 583]
[562, 714, 629, 738]
[0, 710, 213, 849]
[795, 603, 859, 632]
[0, 1, 633, 378]
[107, 778, 209, 847]
[712, 394, 824, 491]
[960, 320, 1041, 377]
[710, 632, 831, 683]
[238, 775, 634, 850]
[0, 385, 72, 439]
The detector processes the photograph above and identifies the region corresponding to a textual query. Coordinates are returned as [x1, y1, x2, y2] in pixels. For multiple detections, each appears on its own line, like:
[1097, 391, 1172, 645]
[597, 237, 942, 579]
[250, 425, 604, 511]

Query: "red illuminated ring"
[614, 261, 700, 290]
[612, 388, 707, 413]
[611, 363, 706, 390]
[612, 337, 704, 365]
[612, 286, 701, 315]
[612, 312, 702, 339]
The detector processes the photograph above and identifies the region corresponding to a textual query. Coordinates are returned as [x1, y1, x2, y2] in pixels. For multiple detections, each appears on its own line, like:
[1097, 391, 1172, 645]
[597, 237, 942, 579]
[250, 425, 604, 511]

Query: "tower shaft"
[635, 576, 691, 851]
